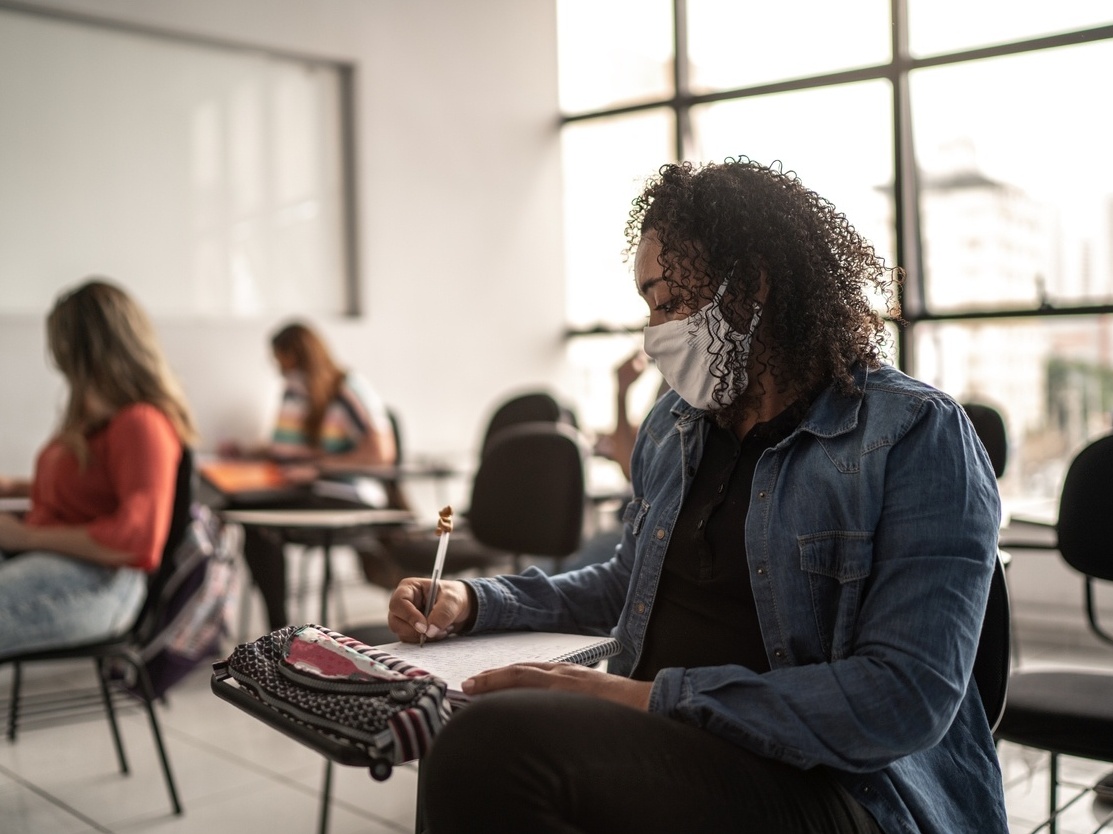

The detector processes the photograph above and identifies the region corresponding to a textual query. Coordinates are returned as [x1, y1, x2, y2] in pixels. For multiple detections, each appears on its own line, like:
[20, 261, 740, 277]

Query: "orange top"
[26, 403, 181, 572]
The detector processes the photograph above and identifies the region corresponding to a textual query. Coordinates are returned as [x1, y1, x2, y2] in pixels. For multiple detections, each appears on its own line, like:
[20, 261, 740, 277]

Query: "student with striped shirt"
[230, 322, 402, 629]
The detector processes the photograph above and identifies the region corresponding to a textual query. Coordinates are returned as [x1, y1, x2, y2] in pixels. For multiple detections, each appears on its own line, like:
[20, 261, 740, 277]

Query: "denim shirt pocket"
[621, 497, 650, 536]
[798, 532, 873, 661]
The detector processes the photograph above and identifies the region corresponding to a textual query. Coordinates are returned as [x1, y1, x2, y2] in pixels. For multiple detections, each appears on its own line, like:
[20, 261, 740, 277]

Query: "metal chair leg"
[96, 658, 130, 774]
[1049, 752, 1059, 834]
[132, 657, 183, 815]
[318, 759, 333, 834]
[7, 662, 21, 741]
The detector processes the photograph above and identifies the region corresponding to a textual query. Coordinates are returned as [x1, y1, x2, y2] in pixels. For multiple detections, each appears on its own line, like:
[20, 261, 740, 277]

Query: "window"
[557, 1, 1113, 510]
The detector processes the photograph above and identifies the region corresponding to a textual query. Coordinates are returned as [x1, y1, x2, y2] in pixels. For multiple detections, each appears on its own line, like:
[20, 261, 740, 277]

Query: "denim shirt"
[466, 364, 1007, 834]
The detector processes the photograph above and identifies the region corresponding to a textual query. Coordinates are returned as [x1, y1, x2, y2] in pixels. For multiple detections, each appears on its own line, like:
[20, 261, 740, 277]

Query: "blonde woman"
[0, 279, 197, 658]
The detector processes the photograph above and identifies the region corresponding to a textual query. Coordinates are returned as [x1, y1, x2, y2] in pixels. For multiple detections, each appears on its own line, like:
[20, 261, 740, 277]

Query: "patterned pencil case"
[214, 624, 451, 778]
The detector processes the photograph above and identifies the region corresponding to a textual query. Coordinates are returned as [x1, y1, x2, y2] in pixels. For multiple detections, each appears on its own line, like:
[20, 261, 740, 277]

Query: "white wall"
[0, 0, 569, 515]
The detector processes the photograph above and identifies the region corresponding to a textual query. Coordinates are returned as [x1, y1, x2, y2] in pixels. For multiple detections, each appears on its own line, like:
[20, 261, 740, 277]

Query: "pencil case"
[214, 624, 452, 777]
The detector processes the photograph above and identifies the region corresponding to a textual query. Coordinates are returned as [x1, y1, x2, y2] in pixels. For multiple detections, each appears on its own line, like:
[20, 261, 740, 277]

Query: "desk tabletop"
[220, 507, 415, 529]
[0, 497, 31, 513]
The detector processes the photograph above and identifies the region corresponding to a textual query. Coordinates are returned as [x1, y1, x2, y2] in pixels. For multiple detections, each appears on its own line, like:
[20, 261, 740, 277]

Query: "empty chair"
[479, 390, 578, 458]
[994, 434, 1113, 833]
[384, 419, 589, 575]
[962, 401, 1008, 479]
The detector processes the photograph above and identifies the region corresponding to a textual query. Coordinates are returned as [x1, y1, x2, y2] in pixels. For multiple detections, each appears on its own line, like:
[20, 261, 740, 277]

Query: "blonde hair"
[47, 279, 198, 463]
[270, 321, 345, 448]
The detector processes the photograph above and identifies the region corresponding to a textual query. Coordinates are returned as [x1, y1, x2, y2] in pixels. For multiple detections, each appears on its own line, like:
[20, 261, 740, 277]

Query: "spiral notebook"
[373, 632, 621, 696]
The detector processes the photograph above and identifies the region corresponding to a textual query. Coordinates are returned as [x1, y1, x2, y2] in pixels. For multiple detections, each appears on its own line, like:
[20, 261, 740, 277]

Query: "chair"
[479, 389, 578, 458]
[0, 447, 196, 815]
[962, 401, 1008, 479]
[386, 419, 589, 577]
[994, 434, 1113, 833]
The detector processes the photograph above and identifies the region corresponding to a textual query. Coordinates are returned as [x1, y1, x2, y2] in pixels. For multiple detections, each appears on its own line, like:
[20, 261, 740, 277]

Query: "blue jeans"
[0, 551, 146, 659]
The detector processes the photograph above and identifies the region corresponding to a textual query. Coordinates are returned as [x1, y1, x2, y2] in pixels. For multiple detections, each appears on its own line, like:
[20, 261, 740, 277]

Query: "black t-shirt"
[631, 408, 799, 681]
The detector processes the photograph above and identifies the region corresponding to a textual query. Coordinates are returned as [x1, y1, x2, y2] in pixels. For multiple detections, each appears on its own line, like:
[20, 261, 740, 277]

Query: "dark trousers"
[421, 690, 882, 834]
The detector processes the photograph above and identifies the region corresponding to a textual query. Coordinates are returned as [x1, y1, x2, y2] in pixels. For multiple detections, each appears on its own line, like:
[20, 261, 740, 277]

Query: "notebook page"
[374, 632, 619, 693]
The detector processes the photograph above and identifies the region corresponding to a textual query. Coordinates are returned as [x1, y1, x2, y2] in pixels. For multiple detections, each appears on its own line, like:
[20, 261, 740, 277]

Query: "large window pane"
[560, 111, 673, 440]
[913, 316, 1113, 514]
[909, 0, 1112, 57]
[556, 0, 674, 113]
[561, 111, 674, 329]
[688, 0, 890, 92]
[691, 81, 896, 272]
[912, 41, 1113, 313]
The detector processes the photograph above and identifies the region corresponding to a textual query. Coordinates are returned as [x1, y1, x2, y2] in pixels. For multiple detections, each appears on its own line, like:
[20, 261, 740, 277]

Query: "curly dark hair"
[624, 156, 901, 427]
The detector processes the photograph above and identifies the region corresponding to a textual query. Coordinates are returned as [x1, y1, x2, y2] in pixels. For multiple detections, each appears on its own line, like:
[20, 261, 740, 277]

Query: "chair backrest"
[479, 391, 577, 459]
[972, 553, 1011, 732]
[468, 422, 587, 559]
[134, 447, 196, 633]
[962, 402, 1008, 479]
[1057, 434, 1113, 582]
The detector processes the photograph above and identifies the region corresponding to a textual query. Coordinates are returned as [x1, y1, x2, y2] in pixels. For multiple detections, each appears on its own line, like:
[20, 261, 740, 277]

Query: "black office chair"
[479, 389, 578, 459]
[994, 434, 1113, 833]
[384, 420, 589, 576]
[962, 401, 1008, 479]
[0, 447, 197, 815]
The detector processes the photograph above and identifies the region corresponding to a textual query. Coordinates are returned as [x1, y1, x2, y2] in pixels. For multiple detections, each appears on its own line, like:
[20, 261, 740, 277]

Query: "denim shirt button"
[756, 567, 765, 575]
[635, 602, 646, 614]
[655, 528, 665, 540]
[758, 490, 767, 498]
[773, 649, 785, 659]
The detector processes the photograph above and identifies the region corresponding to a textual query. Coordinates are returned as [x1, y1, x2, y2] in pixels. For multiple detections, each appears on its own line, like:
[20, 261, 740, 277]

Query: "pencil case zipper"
[276, 660, 421, 700]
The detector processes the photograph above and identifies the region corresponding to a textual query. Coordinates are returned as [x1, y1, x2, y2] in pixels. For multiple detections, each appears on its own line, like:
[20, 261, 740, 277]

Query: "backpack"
[134, 505, 241, 697]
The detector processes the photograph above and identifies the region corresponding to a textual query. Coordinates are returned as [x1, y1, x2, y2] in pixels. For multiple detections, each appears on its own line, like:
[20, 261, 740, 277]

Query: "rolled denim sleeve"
[465, 552, 631, 637]
[648, 394, 1001, 773]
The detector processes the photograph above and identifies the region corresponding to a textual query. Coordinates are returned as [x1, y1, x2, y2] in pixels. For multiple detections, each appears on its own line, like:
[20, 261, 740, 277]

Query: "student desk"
[221, 507, 414, 625]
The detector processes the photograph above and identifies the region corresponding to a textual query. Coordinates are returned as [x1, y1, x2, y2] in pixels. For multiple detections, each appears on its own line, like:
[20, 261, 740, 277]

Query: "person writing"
[388, 157, 1006, 833]
[0, 279, 197, 658]
[224, 321, 404, 629]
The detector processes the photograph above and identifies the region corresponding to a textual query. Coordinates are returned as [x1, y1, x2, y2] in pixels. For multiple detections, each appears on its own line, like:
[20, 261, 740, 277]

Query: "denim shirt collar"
[666, 364, 873, 444]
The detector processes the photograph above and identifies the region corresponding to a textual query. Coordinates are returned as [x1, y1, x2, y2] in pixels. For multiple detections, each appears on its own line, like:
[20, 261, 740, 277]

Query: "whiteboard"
[0, 5, 354, 316]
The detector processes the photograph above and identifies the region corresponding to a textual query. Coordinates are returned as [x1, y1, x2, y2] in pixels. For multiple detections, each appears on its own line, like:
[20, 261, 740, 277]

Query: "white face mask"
[642, 285, 762, 411]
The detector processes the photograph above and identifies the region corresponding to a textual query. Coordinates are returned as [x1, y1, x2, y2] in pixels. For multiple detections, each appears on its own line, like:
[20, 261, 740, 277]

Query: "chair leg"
[1048, 752, 1059, 834]
[95, 658, 130, 775]
[318, 759, 333, 834]
[132, 658, 183, 815]
[7, 662, 21, 741]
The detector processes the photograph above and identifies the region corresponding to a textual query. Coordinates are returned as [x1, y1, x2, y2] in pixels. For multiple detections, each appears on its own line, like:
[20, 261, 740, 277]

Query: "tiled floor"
[2, 551, 1112, 834]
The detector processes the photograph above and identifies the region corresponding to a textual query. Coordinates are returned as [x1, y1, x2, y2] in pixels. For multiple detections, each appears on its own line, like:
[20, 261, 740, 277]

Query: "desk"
[328, 460, 463, 507]
[221, 508, 414, 625]
[0, 497, 31, 513]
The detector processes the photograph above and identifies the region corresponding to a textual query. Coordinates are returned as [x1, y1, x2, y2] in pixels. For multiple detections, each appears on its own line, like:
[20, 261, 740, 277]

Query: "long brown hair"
[47, 279, 198, 464]
[270, 322, 345, 448]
